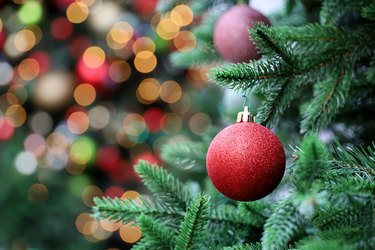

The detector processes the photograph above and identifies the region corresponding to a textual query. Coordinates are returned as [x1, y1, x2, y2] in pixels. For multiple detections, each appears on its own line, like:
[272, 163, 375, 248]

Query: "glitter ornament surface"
[206, 122, 285, 201]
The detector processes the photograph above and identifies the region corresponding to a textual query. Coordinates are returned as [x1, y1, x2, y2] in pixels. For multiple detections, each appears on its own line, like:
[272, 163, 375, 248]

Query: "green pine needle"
[136, 214, 175, 249]
[174, 194, 210, 250]
[134, 160, 192, 211]
[293, 134, 330, 193]
[222, 242, 262, 250]
[261, 200, 306, 250]
[92, 196, 183, 224]
[161, 142, 208, 172]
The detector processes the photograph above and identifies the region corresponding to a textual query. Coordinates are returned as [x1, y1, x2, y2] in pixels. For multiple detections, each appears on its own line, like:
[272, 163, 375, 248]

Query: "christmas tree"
[93, 0, 375, 249]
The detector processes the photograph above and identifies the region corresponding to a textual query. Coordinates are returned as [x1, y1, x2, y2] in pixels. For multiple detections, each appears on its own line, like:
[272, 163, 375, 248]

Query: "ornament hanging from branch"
[206, 105, 285, 201]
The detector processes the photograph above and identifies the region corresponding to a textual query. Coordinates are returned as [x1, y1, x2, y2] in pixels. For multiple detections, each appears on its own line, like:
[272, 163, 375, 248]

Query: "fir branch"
[271, 24, 343, 43]
[174, 194, 210, 250]
[319, 0, 372, 25]
[136, 214, 175, 249]
[261, 199, 306, 250]
[324, 176, 375, 197]
[293, 134, 330, 193]
[361, 2, 375, 20]
[238, 201, 269, 227]
[134, 160, 192, 211]
[161, 142, 208, 172]
[255, 78, 296, 127]
[300, 56, 352, 133]
[92, 196, 183, 223]
[251, 24, 296, 66]
[170, 46, 220, 68]
[222, 242, 262, 250]
[312, 202, 372, 231]
[209, 60, 292, 92]
[331, 143, 375, 180]
[210, 204, 264, 228]
[296, 237, 354, 250]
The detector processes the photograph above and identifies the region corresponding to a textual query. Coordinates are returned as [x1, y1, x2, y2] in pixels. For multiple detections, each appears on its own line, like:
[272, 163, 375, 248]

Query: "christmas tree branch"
[92, 196, 184, 223]
[222, 243, 262, 250]
[251, 24, 296, 66]
[174, 194, 210, 250]
[135, 214, 175, 249]
[292, 134, 330, 193]
[161, 142, 208, 172]
[261, 199, 306, 250]
[134, 160, 192, 211]
[255, 78, 296, 127]
[320, 0, 374, 24]
[312, 202, 371, 231]
[330, 143, 375, 180]
[170, 46, 220, 68]
[210, 204, 265, 228]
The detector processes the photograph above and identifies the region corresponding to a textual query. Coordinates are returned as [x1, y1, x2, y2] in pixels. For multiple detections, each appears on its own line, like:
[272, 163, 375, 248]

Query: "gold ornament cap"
[237, 106, 254, 122]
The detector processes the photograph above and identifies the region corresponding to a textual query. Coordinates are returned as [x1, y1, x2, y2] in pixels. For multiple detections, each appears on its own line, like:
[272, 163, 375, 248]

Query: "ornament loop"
[237, 106, 254, 122]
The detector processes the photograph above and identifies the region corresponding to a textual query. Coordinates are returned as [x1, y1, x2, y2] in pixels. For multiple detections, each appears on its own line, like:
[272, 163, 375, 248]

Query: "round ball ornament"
[213, 4, 271, 63]
[206, 107, 285, 201]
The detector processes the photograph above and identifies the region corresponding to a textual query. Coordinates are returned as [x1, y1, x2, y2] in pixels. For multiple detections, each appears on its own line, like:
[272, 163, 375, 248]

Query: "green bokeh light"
[70, 136, 96, 165]
[18, 1, 43, 25]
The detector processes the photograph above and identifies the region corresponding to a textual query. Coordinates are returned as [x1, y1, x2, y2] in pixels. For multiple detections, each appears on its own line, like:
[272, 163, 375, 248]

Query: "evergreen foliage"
[174, 194, 210, 250]
[134, 160, 192, 211]
[92, 0, 375, 249]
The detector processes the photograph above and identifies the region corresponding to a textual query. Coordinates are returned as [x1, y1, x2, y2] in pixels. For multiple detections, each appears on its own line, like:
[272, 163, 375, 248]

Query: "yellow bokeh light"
[67, 111, 90, 134]
[18, 58, 40, 81]
[137, 78, 160, 104]
[171, 5, 194, 27]
[109, 60, 131, 83]
[132, 37, 155, 55]
[110, 22, 134, 44]
[174, 30, 196, 52]
[0, 18, 3, 31]
[66, 2, 89, 24]
[74, 84, 96, 106]
[160, 81, 182, 103]
[156, 18, 180, 40]
[6, 104, 27, 127]
[83, 46, 106, 69]
[14, 29, 36, 52]
[119, 224, 142, 243]
[134, 51, 157, 73]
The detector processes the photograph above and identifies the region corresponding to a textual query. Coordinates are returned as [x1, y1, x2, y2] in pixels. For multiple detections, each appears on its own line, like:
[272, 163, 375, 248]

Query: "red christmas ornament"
[213, 4, 271, 63]
[206, 107, 285, 201]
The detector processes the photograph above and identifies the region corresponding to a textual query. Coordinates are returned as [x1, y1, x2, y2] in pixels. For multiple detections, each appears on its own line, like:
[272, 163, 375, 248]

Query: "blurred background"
[0, 0, 282, 249]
